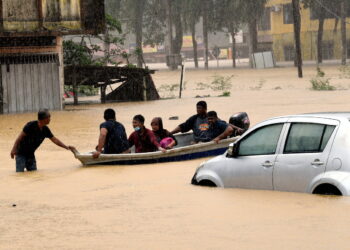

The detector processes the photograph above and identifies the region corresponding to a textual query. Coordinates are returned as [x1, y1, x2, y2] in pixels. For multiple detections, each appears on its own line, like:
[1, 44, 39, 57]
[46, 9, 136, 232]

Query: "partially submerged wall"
[0, 0, 105, 36]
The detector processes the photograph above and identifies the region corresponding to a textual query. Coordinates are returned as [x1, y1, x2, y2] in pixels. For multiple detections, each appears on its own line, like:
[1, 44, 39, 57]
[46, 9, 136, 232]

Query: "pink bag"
[160, 137, 174, 148]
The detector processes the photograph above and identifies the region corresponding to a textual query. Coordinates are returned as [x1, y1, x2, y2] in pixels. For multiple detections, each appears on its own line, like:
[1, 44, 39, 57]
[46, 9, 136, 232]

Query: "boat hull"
[72, 135, 238, 166]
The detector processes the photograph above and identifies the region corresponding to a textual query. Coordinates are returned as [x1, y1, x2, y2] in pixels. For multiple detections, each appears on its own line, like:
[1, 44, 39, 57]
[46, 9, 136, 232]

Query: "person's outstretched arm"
[10, 132, 26, 159]
[50, 137, 74, 151]
[92, 128, 108, 158]
[213, 125, 234, 144]
[171, 115, 197, 135]
[170, 125, 181, 135]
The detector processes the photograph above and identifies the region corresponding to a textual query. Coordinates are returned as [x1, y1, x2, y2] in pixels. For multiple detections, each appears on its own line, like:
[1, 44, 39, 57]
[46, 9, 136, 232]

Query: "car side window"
[284, 123, 335, 154]
[238, 123, 283, 156]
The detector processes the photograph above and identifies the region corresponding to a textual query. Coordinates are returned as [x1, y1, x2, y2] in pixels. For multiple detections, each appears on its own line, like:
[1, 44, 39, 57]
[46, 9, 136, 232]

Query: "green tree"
[238, 0, 267, 68]
[121, 0, 147, 68]
[302, 0, 341, 64]
[182, 0, 201, 68]
[63, 14, 125, 104]
[214, 0, 243, 68]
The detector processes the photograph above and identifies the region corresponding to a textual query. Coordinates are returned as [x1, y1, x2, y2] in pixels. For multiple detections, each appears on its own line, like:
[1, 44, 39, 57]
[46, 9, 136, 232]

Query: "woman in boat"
[128, 115, 166, 153]
[151, 117, 177, 149]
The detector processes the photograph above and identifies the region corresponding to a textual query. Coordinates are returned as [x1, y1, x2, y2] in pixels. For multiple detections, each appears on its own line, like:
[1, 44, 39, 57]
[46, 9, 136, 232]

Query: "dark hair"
[151, 117, 164, 131]
[207, 111, 218, 118]
[133, 114, 145, 124]
[38, 109, 50, 120]
[196, 101, 207, 109]
[104, 108, 116, 120]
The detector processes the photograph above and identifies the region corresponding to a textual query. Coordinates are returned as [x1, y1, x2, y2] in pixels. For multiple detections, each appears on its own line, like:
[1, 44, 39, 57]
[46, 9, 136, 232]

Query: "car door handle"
[311, 160, 324, 166]
[262, 161, 274, 168]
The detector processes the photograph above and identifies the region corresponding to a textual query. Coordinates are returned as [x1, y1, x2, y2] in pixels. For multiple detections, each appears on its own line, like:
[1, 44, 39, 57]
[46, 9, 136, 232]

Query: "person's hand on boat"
[92, 151, 101, 158]
[213, 137, 221, 144]
[158, 147, 167, 153]
[68, 146, 77, 152]
[10, 148, 16, 159]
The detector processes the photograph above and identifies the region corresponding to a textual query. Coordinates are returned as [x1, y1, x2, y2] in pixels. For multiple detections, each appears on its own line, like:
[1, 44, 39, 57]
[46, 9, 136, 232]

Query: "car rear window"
[284, 123, 335, 154]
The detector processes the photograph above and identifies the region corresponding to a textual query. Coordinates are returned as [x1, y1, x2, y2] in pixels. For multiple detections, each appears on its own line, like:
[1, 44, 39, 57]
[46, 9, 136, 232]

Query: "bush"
[64, 85, 98, 96]
[195, 82, 209, 90]
[339, 64, 350, 79]
[219, 91, 231, 97]
[195, 75, 233, 92]
[310, 67, 335, 91]
[157, 84, 179, 98]
[210, 74, 233, 91]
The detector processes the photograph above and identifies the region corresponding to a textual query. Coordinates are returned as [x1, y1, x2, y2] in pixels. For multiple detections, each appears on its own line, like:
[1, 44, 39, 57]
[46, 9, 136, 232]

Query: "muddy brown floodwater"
[1, 66, 350, 249]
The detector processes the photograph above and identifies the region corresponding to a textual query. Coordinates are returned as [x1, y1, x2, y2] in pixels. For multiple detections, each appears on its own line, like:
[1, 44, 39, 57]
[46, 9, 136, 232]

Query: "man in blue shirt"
[207, 111, 233, 143]
[93, 109, 130, 158]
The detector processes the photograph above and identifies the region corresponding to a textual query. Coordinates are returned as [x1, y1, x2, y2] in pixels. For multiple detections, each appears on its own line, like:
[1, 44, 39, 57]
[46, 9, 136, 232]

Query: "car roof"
[269, 112, 350, 121]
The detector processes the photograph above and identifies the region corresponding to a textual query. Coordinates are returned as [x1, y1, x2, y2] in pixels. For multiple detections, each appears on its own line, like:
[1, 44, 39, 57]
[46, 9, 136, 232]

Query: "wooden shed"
[0, 0, 105, 114]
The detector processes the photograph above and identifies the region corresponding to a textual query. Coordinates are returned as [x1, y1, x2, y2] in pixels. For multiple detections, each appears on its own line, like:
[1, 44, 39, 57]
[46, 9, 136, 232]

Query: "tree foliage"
[63, 14, 125, 66]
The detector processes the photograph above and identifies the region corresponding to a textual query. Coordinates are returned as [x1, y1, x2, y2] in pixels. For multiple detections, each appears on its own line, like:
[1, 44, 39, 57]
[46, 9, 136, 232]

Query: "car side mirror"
[227, 142, 238, 158]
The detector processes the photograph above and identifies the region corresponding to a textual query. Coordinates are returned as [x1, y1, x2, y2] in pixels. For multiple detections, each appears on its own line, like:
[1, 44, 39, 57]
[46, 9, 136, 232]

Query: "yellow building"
[258, 0, 350, 61]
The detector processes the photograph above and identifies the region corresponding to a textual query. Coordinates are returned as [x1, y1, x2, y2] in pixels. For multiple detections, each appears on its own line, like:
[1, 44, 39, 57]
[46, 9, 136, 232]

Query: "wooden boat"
[71, 133, 239, 166]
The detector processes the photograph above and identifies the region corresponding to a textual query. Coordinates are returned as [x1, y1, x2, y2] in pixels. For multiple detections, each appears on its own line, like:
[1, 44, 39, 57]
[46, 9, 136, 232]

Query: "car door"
[223, 119, 288, 190]
[273, 117, 339, 193]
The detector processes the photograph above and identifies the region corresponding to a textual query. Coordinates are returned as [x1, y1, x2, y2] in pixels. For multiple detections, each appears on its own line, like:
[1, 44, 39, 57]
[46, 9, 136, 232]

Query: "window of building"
[322, 41, 334, 60]
[284, 45, 295, 61]
[283, 4, 293, 24]
[258, 7, 271, 31]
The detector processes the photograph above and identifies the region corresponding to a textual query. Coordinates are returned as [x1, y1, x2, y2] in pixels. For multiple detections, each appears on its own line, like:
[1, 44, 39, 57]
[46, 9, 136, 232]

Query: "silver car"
[192, 113, 350, 195]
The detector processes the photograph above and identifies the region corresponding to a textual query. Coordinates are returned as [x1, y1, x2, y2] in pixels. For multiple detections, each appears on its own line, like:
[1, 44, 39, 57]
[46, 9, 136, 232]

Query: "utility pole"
[292, 0, 303, 78]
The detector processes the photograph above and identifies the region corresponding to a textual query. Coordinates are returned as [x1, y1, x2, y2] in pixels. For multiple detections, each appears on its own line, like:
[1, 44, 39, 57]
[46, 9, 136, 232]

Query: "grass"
[310, 67, 335, 91]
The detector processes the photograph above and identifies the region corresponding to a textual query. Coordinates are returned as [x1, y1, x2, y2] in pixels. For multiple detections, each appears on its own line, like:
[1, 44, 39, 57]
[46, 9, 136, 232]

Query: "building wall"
[0, 0, 105, 36]
[0, 36, 64, 114]
[261, 0, 350, 61]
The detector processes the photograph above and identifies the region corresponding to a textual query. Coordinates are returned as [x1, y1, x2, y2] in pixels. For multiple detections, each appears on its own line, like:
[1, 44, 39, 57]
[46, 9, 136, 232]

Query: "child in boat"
[151, 117, 177, 149]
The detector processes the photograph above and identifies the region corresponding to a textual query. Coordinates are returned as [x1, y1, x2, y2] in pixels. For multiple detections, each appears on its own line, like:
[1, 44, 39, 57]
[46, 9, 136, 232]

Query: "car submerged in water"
[192, 112, 350, 196]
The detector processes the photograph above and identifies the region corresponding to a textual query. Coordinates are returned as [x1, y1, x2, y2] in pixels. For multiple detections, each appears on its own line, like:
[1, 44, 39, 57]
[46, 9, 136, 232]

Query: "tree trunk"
[341, 0, 347, 65]
[72, 66, 78, 105]
[317, 9, 325, 64]
[248, 19, 258, 68]
[0, 69, 3, 114]
[135, 0, 145, 68]
[104, 28, 110, 66]
[202, 0, 209, 70]
[100, 85, 106, 104]
[191, 22, 199, 68]
[173, 1, 183, 55]
[165, 0, 176, 70]
[230, 30, 236, 68]
[292, 0, 303, 78]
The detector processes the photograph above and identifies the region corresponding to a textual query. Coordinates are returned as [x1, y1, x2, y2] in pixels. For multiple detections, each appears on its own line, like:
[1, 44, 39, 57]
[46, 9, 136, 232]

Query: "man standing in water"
[171, 101, 210, 143]
[93, 108, 130, 158]
[10, 109, 74, 172]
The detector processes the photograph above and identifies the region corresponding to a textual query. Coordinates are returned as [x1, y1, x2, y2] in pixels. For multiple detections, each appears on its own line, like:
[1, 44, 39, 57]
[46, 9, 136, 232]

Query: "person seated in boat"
[207, 111, 233, 144]
[129, 115, 166, 153]
[151, 117, 177, 149]
[170, 100, 210, 143]
[93, 108, 130, 158]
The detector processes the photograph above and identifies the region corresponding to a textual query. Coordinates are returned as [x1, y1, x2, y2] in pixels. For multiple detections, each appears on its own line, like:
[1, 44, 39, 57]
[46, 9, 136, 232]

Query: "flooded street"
[1, 66, 350, 249]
